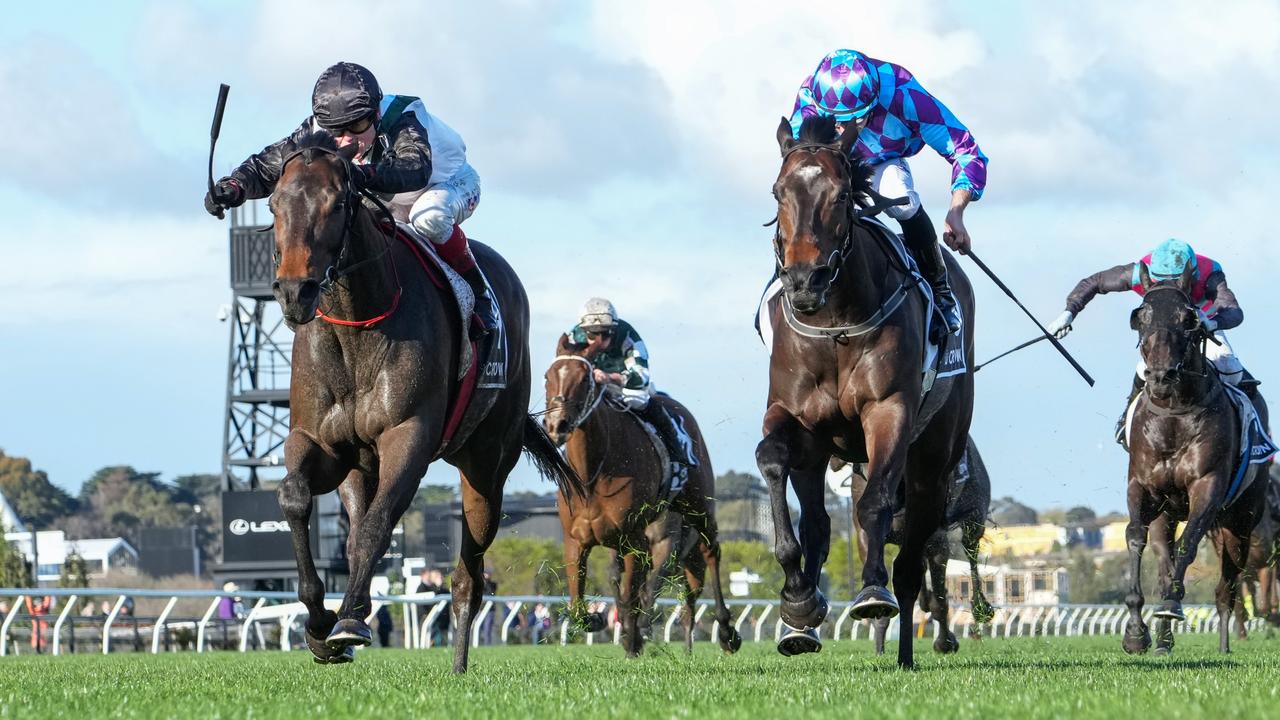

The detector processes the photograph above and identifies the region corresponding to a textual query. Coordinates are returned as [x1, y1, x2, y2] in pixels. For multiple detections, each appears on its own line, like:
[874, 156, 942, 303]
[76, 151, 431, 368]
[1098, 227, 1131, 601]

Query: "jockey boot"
[899, 209, 962, 339]
[1115, 373, 1144, 447]
[438, 225, 497, 339]
[1239, 368, 1261, 399]
[638, 400, 697, 476]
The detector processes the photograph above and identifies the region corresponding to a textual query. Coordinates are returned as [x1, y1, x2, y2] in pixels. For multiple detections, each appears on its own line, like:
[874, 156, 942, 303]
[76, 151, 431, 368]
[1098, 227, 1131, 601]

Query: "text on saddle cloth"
[754, 216, 967, 388]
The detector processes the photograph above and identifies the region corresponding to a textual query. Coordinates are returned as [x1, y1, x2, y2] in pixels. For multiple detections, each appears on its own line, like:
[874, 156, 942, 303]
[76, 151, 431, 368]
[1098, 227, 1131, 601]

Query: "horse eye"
[838, 191, 850, 203]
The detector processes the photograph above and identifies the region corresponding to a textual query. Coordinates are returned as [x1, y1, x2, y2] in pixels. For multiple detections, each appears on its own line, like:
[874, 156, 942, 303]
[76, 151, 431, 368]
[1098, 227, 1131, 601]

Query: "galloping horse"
[269, 133, 582, 673]
[845, 435, 994, 655]
[758, 115, 975, 668]
[544, 336, 742, 657]
[1123, 265, 1270, 655]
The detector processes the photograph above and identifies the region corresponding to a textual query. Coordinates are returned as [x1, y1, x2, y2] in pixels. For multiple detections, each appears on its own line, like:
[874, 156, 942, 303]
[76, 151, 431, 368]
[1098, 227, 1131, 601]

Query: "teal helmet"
[1149, 239, 1196, 282]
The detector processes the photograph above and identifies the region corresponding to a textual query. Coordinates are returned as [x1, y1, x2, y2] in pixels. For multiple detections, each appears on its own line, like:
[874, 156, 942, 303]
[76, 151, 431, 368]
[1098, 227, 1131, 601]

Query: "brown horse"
[543, 337, 742, 657]
[758, 115, 975, 668]
[846, 435, 995, 655]
[1212, 471, 1279, 637]
[1122, 267, 1269, 655]
[268, 133, 582, 672]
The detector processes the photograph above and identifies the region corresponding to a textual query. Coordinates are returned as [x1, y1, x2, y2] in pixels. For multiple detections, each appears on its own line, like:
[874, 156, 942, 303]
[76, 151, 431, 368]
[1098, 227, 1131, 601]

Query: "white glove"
[1047, 310, 1075, 338]
[1197, 310, 1218, 333]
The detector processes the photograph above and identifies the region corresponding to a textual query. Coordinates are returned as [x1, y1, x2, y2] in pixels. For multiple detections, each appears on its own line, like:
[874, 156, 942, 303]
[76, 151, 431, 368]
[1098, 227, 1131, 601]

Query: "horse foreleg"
[1122, 484, 1156, 654]
[680, 547, 705, 655]
[925, 530, 958, 654]
[1161, 477, 1223, 620]
[279, 432, 347, 663]
[1149, 513, 1176, 655]
[564, 536, 601, 634]
[756, 411, 804, 616]
[618, 536, 651, 658]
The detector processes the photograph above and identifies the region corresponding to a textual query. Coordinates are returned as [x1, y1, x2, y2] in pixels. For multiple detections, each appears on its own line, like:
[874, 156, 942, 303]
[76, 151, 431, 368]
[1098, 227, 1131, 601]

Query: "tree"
[715, 470, 766, 499]
[0, 450, 76, 527]
[0, 536, 31, 588]
[173, 474, 223, 568]
[59, 551, 89, 588]
[989, 496, 1038, 526]
[1064, 506, 1098, 526]
[419, 484, 458, 505]
[61, 466, 197, 546]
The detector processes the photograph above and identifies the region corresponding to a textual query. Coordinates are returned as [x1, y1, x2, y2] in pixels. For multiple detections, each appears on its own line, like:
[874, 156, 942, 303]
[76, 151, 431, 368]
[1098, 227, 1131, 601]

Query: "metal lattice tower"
[222, 202, 290, 491]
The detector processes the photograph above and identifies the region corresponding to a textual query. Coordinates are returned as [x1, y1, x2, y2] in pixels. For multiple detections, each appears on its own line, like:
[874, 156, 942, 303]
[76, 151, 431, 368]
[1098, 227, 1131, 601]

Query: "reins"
[547, 355, 605, 434]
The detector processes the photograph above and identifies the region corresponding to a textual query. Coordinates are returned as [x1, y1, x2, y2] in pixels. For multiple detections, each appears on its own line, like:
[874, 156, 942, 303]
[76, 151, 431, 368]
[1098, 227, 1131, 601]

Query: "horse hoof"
[850, 586, 899, 620]
[1122, 632, 1151, 655]
[326, 618, 373, 650]
[306, 629, 355, 664]
[1152, 646, 1172, 657]
[780, 588, 829, 630]
[933, 631, 960, 654]
[1153, 602, 1185, 622]
[720, 628, 743, 655]
[777, 626, 822, 657]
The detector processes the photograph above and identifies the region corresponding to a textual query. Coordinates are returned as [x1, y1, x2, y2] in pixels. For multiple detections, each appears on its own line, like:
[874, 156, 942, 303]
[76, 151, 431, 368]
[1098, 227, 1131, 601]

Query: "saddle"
[608, 393, 695, 504]
[391, 224, 509, 457]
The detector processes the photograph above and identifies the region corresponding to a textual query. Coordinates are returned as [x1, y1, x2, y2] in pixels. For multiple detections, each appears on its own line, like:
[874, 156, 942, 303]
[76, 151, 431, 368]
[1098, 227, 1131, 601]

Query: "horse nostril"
[297, 280, 320, 305]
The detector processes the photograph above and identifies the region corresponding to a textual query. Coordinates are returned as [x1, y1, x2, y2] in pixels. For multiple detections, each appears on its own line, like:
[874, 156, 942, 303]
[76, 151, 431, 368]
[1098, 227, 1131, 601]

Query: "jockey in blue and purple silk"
[789, 49, 989, 334]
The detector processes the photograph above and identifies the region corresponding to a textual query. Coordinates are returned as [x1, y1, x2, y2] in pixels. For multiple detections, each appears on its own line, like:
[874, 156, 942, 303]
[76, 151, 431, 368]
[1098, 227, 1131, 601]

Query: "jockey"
[789, 49, 988, 335]
[1046, 238, 1256, 441]
[567, 298, 697, 479]
[204, 61, 496, 334]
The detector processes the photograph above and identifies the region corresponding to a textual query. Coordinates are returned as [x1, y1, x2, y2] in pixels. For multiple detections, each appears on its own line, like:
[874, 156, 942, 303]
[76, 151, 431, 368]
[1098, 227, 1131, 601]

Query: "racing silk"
[567, 319, 651, 391]
[789, 56, 988, 200]
[378, 95, 466, 186]
[1063, 254, 1242, 329]
[230, 104, 432, 200]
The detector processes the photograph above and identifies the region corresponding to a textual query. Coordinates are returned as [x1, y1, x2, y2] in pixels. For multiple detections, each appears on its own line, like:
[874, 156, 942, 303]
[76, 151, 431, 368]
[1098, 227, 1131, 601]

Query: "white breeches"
[388, 163, 481, 244]
[605, 383, 652, 411]
[870, 158, 921, 221]
[1136, 330, 1243, 385]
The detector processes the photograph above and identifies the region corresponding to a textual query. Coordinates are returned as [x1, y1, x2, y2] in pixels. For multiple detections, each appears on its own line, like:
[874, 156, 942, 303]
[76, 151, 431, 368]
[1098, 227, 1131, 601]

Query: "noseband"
[547, 355, 605, 433]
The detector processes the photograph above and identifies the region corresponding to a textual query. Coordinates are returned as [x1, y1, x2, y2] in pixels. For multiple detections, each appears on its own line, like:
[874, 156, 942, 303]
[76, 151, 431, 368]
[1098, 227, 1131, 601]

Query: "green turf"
[1, 633, 1278, 719]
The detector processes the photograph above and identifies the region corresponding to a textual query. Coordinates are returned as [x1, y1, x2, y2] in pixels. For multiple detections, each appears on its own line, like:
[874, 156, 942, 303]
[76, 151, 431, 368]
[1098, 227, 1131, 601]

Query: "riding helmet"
[579, 298, 618, 331]
[808, 49, 880, 121]
[312, 62, 383, 129]
[1148, 239, 1197, 281]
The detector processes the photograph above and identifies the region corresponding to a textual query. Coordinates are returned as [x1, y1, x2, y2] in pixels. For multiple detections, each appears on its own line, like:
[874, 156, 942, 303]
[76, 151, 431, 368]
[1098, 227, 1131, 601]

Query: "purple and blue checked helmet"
[808, 49, 880, 121]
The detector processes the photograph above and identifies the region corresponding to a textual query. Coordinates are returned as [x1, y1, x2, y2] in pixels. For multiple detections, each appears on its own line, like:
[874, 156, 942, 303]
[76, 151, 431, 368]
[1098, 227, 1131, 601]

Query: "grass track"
[1, 634, 1278, 719]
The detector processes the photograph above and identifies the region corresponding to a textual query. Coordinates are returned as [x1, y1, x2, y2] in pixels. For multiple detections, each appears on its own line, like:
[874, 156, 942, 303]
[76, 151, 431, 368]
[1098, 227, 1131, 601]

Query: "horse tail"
[522, 415, 587, 498]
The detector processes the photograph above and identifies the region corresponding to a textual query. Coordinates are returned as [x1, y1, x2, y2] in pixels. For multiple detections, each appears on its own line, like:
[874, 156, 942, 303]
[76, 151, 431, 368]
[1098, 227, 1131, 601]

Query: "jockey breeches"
[605, 383, 652, 411]
[390, 163, 481, 244]
[870, 158, 921, 221]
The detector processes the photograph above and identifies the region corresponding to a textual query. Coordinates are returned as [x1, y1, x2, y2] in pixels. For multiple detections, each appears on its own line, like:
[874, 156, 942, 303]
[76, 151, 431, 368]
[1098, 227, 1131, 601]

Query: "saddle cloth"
[392, 224, 508, 456]
[754, 216, 966, 391]
[609, 392, 694, 504]
[1123, 384, 1277, 505]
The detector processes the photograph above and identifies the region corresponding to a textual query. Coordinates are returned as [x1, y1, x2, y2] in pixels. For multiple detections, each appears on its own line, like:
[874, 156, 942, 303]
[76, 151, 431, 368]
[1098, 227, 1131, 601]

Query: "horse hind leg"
[680, 550, 705, 655]
[1149, 513, 1176, 655]
[1215, 528, 1248, 654]
[962, 520, 995, 626]
[925, 531, 959, 654]
[891, 454, 950, 669]
[618, 535, 653, 658]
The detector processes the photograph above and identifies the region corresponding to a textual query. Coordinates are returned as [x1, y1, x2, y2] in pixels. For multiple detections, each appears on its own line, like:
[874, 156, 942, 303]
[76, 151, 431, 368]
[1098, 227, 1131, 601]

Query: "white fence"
[0, 587, 1266, 657]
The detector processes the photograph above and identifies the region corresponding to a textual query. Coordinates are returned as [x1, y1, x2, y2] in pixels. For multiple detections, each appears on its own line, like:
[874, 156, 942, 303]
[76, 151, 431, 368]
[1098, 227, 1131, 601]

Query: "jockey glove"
[204, 177, 245, 217]
[349, 164, 373, 191]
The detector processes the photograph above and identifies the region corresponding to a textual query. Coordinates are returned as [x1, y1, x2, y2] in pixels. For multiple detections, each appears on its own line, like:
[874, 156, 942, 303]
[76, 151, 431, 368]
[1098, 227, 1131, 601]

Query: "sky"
[1, 0, 1278, 514]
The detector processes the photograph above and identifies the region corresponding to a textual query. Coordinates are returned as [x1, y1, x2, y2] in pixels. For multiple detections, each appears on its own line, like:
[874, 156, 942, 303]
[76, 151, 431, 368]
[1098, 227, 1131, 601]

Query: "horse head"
[269, 132, 358, 326]
[1130, 261, 1208, 399]
[771, 114, 868, 313]
[543, 334, 602, 446]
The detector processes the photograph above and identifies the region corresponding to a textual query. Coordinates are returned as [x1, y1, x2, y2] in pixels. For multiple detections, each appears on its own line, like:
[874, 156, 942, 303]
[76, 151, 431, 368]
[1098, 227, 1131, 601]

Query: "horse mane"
[793, 115, 874, 204]
[293, 131, 341, 164]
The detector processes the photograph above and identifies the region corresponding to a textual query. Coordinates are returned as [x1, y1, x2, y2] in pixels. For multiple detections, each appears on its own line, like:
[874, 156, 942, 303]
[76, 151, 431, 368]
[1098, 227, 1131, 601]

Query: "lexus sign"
[227, 519, 290, 536]
[222, 491, 308, 563]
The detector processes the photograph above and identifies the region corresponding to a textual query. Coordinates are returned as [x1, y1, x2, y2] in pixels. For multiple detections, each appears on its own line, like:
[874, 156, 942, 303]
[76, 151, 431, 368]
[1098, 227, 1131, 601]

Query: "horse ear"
[837, 119, 860, 155]
[1129, 307, 1142, 331]
[777, 117, 796, 155]
[556, 333, 573, 355]
[1178, 258, 1196, 293]
[1137, 262, 1153, 291]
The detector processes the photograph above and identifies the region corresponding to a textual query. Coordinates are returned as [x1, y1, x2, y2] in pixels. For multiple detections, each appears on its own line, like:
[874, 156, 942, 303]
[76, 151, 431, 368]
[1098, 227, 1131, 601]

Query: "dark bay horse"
[1212, 472, 1279, 637]
[543, 336, 742, 657]
[758, 115, 975, 668]
[269, 134, 582, 672]
[845, 435, 994, 655]
[1123, 265, 1269, 655]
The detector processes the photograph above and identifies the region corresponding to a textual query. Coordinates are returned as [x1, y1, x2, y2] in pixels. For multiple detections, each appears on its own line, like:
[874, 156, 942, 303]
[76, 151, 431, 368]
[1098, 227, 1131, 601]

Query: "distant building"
[4, 530, 138, 585]
[944, 558, 1069, 606]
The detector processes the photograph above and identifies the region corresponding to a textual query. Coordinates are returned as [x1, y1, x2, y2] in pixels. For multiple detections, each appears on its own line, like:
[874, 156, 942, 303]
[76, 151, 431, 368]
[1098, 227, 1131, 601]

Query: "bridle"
[1136, 285, 1215, 381]
[277, 145, 402, 327]
[547, 355, 605, 434]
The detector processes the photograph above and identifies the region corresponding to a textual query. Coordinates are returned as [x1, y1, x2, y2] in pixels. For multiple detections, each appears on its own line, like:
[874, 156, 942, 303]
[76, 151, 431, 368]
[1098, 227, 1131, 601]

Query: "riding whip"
[207, 83, 230, 219]
[974, 335, 1047, 373]
[964, 250, 1095, 386]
